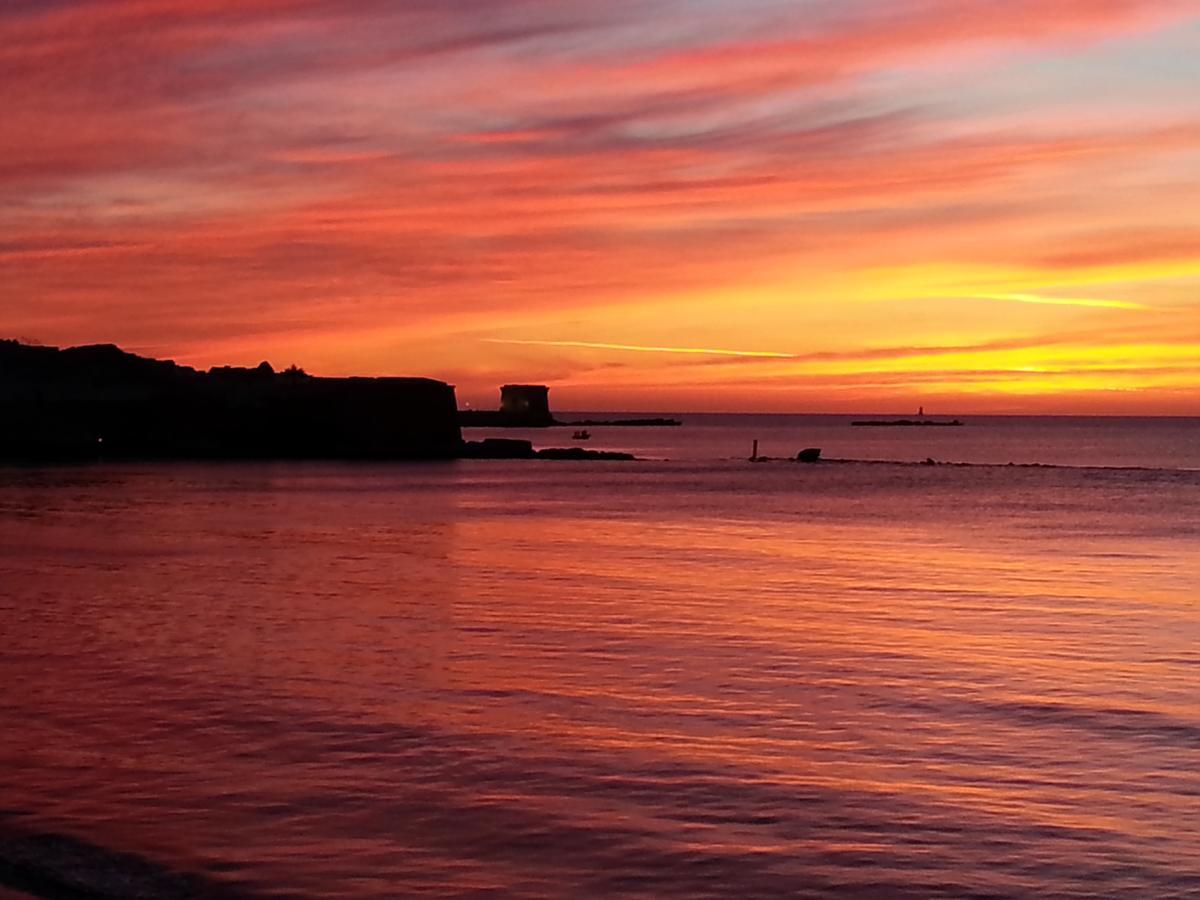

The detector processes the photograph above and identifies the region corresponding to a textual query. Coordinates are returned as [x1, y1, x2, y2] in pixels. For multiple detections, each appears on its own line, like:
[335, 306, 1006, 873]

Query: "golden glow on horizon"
[483, 339, 798, 358]
[974, 293, 1150, 311]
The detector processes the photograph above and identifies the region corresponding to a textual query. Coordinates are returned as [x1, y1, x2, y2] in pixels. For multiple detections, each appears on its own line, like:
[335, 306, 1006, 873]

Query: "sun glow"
[1, 1, 1198, 412]
[484, 339, 797, 359]
[975, 293, 1150, 311]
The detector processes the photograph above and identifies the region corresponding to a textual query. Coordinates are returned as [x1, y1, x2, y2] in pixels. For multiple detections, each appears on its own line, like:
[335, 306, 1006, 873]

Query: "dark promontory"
[0, 340, 461, 461]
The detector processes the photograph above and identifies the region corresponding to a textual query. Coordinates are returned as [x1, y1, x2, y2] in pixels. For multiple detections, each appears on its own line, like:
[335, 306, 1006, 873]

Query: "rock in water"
[796, 448, 822, 463]
[459, 438, 536, 459]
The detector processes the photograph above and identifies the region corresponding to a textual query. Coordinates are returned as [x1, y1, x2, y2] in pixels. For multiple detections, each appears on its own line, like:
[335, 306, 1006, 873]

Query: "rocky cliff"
[0, 340, 461, 461]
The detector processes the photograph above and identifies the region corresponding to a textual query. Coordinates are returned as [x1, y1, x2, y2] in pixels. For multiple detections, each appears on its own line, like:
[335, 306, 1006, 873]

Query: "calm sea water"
[474, 413, 1200, 469]
[2, 416, 1198, 898]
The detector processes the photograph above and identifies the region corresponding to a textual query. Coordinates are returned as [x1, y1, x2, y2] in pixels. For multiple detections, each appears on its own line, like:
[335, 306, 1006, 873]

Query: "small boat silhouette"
[572, 429, 591, 441]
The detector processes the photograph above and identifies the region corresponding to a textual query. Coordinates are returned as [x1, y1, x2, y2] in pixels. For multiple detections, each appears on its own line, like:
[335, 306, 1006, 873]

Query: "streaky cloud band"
[975, 293, 1149, 311]
[484, 339, 797, 358]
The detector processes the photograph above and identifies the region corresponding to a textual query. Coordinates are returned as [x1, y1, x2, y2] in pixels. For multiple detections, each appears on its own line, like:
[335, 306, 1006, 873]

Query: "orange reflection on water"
[1, 462, 1197, 896]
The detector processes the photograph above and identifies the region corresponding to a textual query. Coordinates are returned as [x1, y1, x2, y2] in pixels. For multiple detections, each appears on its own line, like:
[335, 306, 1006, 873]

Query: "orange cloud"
[1, 0, 1198, 411]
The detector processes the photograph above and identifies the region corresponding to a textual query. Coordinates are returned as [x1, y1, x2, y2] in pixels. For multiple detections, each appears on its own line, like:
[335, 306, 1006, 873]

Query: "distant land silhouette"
[460, 384, 555, 427]
[460, 384, 681, 428]
[0, 340, 636, 462]
[850, 418, 963, 427]
[0, 339, 461, 460]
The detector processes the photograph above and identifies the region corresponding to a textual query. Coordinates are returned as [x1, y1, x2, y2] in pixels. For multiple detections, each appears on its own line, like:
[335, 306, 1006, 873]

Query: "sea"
[1, 414, 1198, 899]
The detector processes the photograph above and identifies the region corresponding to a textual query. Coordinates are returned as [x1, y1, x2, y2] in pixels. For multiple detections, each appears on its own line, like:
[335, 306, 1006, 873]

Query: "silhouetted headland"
[459, 384, 681, 427]
[1, 340, 644, 463]
[1, 340, 462, 461]
[0, 813, 258, 900]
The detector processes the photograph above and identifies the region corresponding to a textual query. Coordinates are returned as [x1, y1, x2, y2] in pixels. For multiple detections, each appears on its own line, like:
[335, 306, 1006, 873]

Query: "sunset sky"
[3, 0, 1198, 412]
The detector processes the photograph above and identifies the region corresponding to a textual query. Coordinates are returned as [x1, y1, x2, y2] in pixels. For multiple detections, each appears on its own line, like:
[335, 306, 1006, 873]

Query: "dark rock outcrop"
[0, 339, 461, 461]
[796, 447, 822, 463]
[0, 817, 257, 900]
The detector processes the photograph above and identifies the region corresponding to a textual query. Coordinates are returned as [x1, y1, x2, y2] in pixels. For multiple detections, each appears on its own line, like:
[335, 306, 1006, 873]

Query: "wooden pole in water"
[751, 439, 758, 461]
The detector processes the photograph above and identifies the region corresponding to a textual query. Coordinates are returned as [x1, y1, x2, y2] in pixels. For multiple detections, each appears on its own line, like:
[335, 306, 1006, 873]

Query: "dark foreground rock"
[0, 816, 257, 899]
[0, 339, 461, 461]
[1, 340, 646, 463]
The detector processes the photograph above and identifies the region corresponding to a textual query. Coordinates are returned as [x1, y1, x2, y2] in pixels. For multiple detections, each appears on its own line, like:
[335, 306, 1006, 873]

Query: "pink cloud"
[2, 0, 1198, 410]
